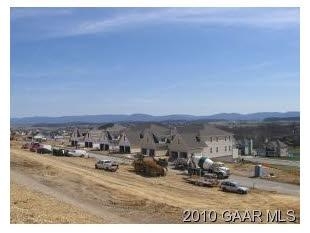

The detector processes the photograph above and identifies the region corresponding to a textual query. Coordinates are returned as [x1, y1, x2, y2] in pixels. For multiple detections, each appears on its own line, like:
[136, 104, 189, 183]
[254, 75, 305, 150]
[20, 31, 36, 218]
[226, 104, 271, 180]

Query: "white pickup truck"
[95, 160, 119, 172]
[67, 149, 89, 158]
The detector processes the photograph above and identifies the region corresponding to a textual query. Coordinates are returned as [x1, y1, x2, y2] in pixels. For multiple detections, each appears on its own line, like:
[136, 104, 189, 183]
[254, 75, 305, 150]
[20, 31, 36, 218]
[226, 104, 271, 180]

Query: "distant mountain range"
[10, 111, 300, 126]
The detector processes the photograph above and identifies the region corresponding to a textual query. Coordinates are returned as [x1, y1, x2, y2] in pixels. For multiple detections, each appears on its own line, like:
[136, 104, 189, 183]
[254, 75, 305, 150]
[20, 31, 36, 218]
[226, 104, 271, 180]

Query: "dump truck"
[188, 155, 230, 179]
[133, 154, 168, 177]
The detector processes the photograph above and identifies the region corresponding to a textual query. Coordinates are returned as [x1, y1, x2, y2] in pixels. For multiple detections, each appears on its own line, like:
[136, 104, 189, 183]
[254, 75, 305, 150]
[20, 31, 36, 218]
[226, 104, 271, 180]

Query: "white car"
[220, 181, 249, 194]
[95, 160, 119, 172]
[67, 149, 89, 157]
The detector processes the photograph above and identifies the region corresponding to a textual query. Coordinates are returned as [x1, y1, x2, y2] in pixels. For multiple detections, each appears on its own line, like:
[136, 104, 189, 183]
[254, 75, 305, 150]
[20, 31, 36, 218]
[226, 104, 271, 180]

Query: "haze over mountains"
[10, 111, 300, 125]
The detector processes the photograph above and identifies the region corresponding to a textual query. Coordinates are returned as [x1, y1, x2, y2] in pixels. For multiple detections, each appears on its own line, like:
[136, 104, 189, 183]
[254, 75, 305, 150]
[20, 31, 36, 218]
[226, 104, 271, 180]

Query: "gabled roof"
[70, 128, 82, 140]
[106, 123, 127, 132]
[122, 129, 141, 147]
[175, 123, 202, 134]
[181, 133, 206, 149]
[199, 125, 232, 137]
[175, 123, 232, 137]
[129, 123, 170, 135]
[84, 129, 102, 141]
[148, 124, 170, 137]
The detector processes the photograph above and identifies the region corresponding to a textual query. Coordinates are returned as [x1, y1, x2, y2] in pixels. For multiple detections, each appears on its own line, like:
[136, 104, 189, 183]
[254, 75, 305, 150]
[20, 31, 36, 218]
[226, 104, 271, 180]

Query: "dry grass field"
[227, 162, 300, 185]
[10, 141, 300, 223]
[11, 183, 104, 223]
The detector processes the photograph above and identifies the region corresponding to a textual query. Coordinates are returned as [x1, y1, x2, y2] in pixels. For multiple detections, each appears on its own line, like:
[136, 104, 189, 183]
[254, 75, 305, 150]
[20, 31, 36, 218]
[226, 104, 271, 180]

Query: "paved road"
[168, 166, 299, 196]
[227, 174, 299, 196]
[242, 156, 300, 168]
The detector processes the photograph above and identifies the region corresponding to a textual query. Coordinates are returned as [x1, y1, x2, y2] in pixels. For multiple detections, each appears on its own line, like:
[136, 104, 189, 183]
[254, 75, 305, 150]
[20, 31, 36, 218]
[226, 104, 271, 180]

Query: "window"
[210, 137, 212, 142]
[225, 137, 227, 141]
[216, 137, 218, 142]
[229, 146, 231, 151]
[216, 147, 218, 152]
[229, 136, 231, 141]
[177, 139, 180, 144]
[210, 147, 213, 153]
[225, 146, 227, 152]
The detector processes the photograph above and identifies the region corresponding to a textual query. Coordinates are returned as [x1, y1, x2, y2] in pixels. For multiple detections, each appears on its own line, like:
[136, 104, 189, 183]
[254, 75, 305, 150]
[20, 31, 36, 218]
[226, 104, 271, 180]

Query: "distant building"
[70, 128, 83, 146]
[84, 129, 102, 148]
[118, 130, 141, 154]
[257, 140, 289, 157]
[236, 138, 253, 156]
[169, 132, 206, 160]
[140, 129, 168, 157]
[266, 140, 289, 157]
[33, 133, 47, 142]
[168, 124, 234, 160]
[99, 131, 111, 151]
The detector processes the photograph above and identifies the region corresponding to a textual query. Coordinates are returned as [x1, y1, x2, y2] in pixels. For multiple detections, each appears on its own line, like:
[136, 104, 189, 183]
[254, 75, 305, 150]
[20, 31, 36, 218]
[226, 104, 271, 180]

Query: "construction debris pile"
[133, 155, 168, 177]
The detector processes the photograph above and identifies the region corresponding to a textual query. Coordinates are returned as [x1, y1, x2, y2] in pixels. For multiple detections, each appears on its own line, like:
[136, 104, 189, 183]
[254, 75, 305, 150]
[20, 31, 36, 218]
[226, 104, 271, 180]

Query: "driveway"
[242, 156, 300, 168]
[228, 174, 299, 196]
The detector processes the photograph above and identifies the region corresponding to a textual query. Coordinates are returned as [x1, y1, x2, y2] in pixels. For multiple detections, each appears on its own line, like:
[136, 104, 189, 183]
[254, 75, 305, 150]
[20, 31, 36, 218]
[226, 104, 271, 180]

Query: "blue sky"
[11, 8, 300, 117]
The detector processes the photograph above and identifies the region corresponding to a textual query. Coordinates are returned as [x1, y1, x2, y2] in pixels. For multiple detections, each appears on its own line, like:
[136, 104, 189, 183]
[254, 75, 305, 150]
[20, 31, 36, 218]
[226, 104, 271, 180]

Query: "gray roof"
[175, 123, 232, 137]
[129, 123, 170, 135]
[176, 124, 203, 134]
[85, 129, 102, 141]
[148, 124, 170, 137]
[180, 133, 206, 149]
[199, 125, 232, 137]
[106, 124, 127, 132]
[123, 129, 141, 147]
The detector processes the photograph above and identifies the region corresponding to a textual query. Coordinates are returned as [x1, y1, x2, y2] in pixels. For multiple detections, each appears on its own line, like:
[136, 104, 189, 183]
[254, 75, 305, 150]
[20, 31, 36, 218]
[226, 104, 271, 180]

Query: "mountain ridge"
[11, 111, 300, 125]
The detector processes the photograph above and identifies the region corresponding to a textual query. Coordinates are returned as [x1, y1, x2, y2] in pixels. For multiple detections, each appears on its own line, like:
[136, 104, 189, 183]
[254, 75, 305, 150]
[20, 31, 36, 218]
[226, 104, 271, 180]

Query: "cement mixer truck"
[188, 155, 230, 179]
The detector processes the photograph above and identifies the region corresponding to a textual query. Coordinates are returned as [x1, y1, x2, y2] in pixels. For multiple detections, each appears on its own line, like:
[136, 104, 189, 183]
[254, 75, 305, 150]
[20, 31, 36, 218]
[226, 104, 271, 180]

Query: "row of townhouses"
[70, 123, 235, 159]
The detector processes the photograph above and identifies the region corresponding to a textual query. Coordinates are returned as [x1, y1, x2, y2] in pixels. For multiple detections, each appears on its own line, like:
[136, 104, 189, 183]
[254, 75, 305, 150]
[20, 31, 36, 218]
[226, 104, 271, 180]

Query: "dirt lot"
[227, 162, 300, 185]
[10, 141, 300, 223]
[11, 182, 104, 223]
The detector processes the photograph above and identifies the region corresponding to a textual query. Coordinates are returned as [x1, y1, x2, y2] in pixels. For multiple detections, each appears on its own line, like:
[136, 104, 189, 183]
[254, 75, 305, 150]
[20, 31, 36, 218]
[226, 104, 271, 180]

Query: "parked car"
[29, 142, 41, 152]
[220, 181, 249, 194]
[67, 149, 89, 157]
[95, 160, 119, 172]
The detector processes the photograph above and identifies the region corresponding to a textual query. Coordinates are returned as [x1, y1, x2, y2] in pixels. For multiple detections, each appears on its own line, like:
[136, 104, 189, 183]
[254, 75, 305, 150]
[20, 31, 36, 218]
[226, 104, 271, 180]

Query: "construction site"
[10, 133, 300, 223]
